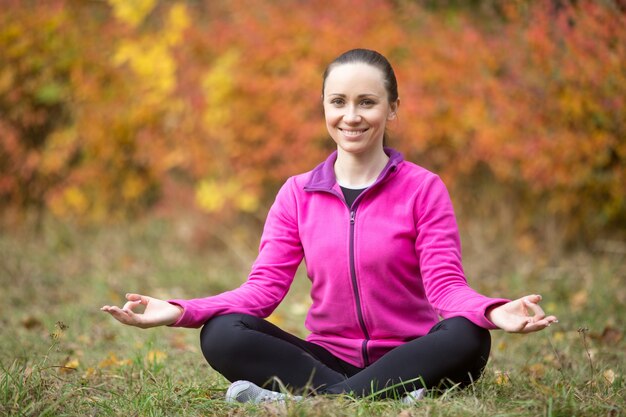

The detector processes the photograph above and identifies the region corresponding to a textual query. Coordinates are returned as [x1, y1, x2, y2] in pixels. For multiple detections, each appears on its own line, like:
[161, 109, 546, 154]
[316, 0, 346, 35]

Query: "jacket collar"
[304, 147, 404, 191]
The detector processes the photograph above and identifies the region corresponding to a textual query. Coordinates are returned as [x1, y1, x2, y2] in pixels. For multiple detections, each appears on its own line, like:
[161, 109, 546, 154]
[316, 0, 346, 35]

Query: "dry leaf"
[82, 367, 97, 380]
[590, 326, 623, 345]
[146, 350, 167, 364]
[98, 352, 131, 369]
[525, 363, 546, 379]
[570, 289, 588, 310]
[21, 315, 43, 330]
[495, 371, 510, 385]
[603, 369, 616, 385]
[266, 313, 285, 326]
[60, 358, 79, 374]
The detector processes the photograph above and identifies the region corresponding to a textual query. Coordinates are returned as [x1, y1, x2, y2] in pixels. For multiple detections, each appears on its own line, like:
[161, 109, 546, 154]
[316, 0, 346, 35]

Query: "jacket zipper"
[349, 208, 371, 366]
[305, 167, 399, 367]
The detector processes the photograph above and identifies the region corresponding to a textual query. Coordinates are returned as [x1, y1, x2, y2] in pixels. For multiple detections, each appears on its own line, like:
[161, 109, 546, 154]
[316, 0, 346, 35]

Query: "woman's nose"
[343, 107, 361, 124]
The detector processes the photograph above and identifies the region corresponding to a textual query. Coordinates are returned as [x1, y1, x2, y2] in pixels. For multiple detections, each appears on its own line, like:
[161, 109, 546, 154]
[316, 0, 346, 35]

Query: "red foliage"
[0, 0, 624, 241]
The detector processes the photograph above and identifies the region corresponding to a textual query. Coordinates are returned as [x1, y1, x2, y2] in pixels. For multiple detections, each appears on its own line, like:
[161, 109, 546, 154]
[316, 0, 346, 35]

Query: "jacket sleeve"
[168, 177, 304, 328]
[414, 175, 509, 329]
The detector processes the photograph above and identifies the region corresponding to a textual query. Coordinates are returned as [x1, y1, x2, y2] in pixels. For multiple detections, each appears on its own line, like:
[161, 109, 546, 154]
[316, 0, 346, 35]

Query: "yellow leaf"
[82, 367, 97, 380]
[525, 363, 546, 379]
[570, 289, 588, 311]
[495, 371, 510, 385]
[195, 179, 226, 213]
[603, 369, 616, 385]
[164, 4, 190, 45]
[235, 191, 259, 213]
[98, 352, 131, 369]
[60, 358, 79, 374]
[63, 186, 89, 215]
[266, 313, 284, 326]
[108, 0, 156, 28]
[146, 350, 167, 364]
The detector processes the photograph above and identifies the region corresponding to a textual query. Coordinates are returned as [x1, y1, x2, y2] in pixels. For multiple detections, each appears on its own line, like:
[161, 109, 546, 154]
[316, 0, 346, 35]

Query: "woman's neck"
[334, 148, 389, 188]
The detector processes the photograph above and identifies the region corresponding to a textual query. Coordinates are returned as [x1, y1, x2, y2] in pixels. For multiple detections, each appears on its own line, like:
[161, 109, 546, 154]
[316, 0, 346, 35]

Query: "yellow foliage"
[111, 4, 189, 104]
[164, 3, 190, 46]
[195, 178, 259, 214]
[55, 186, 89, 216]
[145, 349, 167, 364]
[98, 352, 131, 369]
[603, 369, 617, 385]
[235, 191, 260, 213]
[494, 371, 510, 385]
[113, 39, 176, 103]
[266, 313, 285, 326]
[82, 367, 97, 380]
[60, 358, 79, 374]
[195, 179, 226, 213]
[122, 175, 145, 201]
[202, 50, 240, 134]
[108, 0, 156, 28]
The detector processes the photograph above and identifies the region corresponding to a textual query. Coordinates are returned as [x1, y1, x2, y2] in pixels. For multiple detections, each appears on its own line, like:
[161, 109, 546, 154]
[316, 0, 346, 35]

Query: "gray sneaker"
[401, 388, 426, 404]
[225, 380, 303, 404]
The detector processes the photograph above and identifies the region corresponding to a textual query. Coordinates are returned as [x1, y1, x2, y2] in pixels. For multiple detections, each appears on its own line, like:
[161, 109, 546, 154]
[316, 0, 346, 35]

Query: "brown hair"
[322, 48, 399, 104]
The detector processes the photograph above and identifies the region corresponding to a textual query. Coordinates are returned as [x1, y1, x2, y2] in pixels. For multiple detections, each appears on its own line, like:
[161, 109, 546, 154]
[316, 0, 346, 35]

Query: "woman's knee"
[435, 316, 492, 361]
[200, 313, 251, 365]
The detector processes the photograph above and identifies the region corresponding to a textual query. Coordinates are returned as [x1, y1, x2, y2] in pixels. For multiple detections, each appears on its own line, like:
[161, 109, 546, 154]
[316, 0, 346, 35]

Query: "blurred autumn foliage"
[1, 0, 624, 245]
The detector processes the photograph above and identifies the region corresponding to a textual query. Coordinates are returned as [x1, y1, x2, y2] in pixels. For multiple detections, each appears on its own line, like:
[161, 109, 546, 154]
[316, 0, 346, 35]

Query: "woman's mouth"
[339, 128, 368, 137]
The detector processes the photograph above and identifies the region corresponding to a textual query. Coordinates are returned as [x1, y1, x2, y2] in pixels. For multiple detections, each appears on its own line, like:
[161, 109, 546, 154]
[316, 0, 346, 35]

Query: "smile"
[339, 128, 368, 137]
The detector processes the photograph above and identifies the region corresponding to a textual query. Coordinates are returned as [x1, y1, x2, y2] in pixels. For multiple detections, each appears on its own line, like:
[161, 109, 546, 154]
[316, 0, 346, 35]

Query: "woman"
[102, 49, 557, 403]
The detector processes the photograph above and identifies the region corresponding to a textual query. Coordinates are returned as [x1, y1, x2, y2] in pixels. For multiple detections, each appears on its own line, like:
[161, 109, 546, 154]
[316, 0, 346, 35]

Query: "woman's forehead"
[324, 63, 386, 96]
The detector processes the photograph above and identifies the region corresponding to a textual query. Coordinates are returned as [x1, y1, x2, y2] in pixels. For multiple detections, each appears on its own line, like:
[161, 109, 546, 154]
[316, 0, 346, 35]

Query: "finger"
[520, 316, 558, 333]
[103, 306, 135, 325]
[122, 300, 143, 312]
[523, 298, 546, 320]
[126, 293, 145, 302]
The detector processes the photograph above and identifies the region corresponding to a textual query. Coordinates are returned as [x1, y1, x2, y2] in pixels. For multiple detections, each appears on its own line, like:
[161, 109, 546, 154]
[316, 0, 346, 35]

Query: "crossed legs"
[200, 313, 490, 398]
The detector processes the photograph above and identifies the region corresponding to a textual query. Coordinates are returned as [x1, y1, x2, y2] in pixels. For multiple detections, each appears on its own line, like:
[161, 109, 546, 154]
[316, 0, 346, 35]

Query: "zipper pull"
[350, 210, 355, 224]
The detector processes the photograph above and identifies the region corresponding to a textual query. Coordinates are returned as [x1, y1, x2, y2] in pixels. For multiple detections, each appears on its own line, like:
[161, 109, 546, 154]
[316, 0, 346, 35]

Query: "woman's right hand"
[101, 293, 183, 328]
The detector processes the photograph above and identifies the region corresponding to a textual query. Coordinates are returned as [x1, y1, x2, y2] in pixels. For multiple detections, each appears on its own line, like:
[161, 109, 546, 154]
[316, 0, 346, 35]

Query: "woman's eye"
[361, 99, 375, 106]
[330, 98, 344, 105]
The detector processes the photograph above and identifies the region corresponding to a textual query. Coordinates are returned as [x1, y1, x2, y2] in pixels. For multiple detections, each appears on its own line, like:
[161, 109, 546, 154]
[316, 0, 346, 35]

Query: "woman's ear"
[387, 98, 400, 120]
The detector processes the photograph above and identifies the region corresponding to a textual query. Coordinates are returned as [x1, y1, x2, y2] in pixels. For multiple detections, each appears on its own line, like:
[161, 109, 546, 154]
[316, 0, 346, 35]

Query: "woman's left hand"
[487, 294, 558, 333]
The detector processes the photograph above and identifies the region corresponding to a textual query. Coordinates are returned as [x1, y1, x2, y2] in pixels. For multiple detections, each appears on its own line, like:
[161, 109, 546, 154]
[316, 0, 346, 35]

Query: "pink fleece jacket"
[169, 149, 508, 367]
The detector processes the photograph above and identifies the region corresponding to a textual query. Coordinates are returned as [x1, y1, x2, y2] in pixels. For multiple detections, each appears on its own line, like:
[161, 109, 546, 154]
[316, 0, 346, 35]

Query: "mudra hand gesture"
[101, 293, 182, 328]
[487, 294, 558, 333]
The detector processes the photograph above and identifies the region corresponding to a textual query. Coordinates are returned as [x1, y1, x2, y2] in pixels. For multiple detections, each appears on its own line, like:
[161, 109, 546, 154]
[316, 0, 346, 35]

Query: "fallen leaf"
[266, 313, 284, 326]
[21, 316, 43, 330]
[603, 369, 616, 385]
[590, 326, 623, 345]
[570, 289, 588, 310]
[98, 352, 131, 369]
[524, 363, 545, 379]
[495, 371, 510, 385]
[82, 367, 97, 380]
[146, 350, 167, 364]
[168, 332, 195, 351]
[60, 358, 79, 374]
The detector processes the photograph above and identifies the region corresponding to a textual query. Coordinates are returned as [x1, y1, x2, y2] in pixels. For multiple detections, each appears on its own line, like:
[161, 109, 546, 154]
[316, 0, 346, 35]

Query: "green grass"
[0, 218, 624, 416]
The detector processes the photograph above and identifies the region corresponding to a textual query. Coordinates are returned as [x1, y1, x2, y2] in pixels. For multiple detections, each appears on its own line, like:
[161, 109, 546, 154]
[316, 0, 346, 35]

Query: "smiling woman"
[323, 62, 398, 188]
[102, 48, 557, 405]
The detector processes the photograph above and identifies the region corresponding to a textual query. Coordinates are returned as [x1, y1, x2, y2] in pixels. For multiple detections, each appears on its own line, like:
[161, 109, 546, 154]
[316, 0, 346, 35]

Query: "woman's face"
[323, 63, 398, 157]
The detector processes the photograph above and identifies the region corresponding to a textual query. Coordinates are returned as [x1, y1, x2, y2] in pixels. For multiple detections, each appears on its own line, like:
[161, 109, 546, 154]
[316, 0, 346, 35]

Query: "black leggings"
[200, 313, 491, 398]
